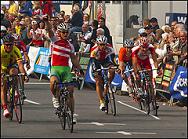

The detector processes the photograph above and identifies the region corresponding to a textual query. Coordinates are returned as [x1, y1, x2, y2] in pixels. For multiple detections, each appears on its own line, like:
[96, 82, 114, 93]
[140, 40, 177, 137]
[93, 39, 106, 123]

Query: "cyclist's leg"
[50, 66, 61, 108]
[1, 72, 10, 117]
[62, 66, 74, 113]
[94, 73, 104, 103]
[103, 62, 115, 95]
[9, 67, 19, 97]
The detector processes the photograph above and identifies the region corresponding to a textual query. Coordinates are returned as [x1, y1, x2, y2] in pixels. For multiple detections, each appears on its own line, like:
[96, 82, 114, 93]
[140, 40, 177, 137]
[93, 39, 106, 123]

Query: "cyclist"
[132, 37, 158, 97]
[90, 35, 117, 111]
[1, 34, 29, 118]
[12, 34, 31, 70]
[118, 39, 134, 96]
[49, 23, 84, 124]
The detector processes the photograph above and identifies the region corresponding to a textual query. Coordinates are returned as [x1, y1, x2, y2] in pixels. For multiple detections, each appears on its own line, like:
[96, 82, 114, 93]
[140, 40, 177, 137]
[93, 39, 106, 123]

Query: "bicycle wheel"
[142, 90, 150, 115]
[104, 94, 109, 114]
[66, 105, 73, 133]
[14, 91, 22, 123]
[8, 84, 16, 121]
[108, 85, 116, 116]
[151, 89, 158, 116]
[59, 94, 66, 130]
[18, 75, 25, 105]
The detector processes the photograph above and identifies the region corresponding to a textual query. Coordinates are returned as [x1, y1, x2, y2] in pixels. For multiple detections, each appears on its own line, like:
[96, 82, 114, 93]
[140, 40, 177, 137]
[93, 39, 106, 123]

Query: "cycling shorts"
[50, 66, 73, 83]
[91, 59, 115, 77]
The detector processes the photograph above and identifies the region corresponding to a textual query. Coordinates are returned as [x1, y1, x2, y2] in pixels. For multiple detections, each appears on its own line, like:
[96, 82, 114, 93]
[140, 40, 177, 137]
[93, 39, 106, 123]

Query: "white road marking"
[117, 131, 132, 135]
[78, 122, 126, 126]
[117, 101, 160, 120]
[25, 82, 50, 85]
[96, 131, 157, 135]
[24, 99, 40, 105]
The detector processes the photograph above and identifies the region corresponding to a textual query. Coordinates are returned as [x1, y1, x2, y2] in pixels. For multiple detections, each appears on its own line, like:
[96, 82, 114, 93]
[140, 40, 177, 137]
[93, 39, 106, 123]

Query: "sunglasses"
[98, 43, 106, 46]
[61, 31, 68, 34]
[5, 43, 13, 47]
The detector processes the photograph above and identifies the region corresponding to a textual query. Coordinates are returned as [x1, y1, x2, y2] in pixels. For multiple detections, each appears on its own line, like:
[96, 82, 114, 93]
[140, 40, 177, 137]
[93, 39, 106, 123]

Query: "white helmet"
[96, 35, 108, 44]
[57, 23, 69, 32]
[1, 26, 7, 31]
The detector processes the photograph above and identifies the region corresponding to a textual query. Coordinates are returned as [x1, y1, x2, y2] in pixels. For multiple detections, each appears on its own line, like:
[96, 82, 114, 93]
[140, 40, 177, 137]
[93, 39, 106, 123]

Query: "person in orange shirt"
[118, 39, 134, 96]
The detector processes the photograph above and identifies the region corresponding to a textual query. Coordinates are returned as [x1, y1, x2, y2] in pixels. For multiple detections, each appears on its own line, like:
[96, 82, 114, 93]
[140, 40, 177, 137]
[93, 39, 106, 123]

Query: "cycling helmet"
[123, 39, 134, 48]
[96, 35, 107, 44]
[57, 23, 69, 32]
[139, 37, 149, 48]
[2, 34, 14, 43]
[12, 34, 20, 40]
[1, 25, 7, 31]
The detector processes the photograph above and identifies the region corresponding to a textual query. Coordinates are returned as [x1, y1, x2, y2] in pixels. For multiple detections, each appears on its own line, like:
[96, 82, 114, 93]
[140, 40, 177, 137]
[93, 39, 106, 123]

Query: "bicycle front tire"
[108, 85, 116, 116]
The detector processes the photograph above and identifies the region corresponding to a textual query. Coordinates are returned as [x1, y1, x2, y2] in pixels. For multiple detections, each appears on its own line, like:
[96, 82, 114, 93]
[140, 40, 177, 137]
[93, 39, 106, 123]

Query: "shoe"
[52, 96, 60, 108]
[99, 102, 105, 111]
[73, 114, 77, 124]
[3, 109, 10, 118]
[15, 90, 19, 98]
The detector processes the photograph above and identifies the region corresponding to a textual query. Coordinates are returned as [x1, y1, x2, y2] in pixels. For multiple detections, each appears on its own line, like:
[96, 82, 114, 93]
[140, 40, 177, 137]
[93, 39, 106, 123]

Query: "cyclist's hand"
[24, 74, 29, 82]
[79, 69, 85, 77]
[116, 68, 121, 74]
[26, 62, 31, 70]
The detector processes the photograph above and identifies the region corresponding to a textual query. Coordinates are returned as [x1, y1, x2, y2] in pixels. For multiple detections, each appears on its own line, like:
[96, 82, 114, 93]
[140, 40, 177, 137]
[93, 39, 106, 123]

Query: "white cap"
[138, 28, 145, 34]
[1, 26, 7, 31]
[31, 20, 38, 25]
[1, 10, 4, 14]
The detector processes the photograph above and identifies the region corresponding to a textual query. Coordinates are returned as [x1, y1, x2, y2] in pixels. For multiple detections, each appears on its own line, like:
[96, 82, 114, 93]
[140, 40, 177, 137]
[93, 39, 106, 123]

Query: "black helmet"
[3, 34, 14, 43]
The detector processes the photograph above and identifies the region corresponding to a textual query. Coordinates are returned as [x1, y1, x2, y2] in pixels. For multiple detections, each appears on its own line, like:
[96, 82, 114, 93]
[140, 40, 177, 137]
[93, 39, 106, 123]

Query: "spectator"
[78, 23, 92, 53]
[1, 26, 7, 45]
[85, 19, 98, 49]
[19, 1, 33, 17]
[161, 25, 171, 34]
[40, 1, 53, 18]
[177, 31, 187, 66]
[170, 20, 178, 33]
[96, 28, 105, 37]
[98, 17, 112, 45]
[83, 13, 89, 25]
[8, 1, 18, 16]
[20, 20, 32, 46]
[142, 18, 150, 28]
[32, 1, 43, 17]
[150, 17, 160, 34]
[69, 3, 83, 35]
[144, 24, 156, 44]
[27, 20, 46, 47]
[1, 10, 12, 31]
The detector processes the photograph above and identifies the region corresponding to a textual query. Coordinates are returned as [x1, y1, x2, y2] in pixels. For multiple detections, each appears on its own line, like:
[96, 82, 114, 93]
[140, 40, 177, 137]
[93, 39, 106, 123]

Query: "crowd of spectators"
[1, 1, 187, 73]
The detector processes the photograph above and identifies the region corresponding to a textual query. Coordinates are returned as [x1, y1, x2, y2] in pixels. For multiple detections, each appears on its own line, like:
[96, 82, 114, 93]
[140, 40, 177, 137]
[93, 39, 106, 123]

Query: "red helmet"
[139, 37, 149, 48]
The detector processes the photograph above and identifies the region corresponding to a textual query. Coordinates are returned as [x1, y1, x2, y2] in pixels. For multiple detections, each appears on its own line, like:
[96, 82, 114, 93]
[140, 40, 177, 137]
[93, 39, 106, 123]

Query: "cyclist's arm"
[151, 49, 158, 69]
[70, 53, 82, 70]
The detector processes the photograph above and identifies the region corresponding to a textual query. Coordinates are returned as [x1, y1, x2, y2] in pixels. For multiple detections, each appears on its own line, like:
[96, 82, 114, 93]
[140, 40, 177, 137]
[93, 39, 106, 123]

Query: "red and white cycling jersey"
[90, 44, 115, 61]
[131, 44, 155, 69]
[51, 39, 75, 66]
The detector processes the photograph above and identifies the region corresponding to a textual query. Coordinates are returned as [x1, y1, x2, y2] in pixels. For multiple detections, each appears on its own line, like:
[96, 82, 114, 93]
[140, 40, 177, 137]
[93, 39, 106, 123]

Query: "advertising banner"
[165, 13, 187, 25]
[169, 66, 187, 101]
[84, 59, 123, 88]
[26, 46, 40, 75]
[34, 47, 50, 75]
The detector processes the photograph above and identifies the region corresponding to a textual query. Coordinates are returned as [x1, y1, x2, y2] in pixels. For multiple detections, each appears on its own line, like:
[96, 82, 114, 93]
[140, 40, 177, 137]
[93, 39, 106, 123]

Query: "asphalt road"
[1, 78, 187, 138]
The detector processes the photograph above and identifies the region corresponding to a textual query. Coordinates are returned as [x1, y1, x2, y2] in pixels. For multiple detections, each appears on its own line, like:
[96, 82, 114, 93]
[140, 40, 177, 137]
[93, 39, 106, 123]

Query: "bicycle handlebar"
[95, 66, 119, 72]
[138, 68, 158, 73]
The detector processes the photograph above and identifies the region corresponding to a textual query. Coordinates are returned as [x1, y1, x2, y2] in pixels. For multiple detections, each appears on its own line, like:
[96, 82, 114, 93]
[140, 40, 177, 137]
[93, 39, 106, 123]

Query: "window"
[112, 1, 122, 4]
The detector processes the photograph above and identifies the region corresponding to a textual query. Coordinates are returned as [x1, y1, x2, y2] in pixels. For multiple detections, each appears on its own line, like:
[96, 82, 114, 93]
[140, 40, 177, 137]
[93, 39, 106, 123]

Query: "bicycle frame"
[96, 65, 118, 116]
[54, 81, 76, 133]
[3, 73, 24, 123]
